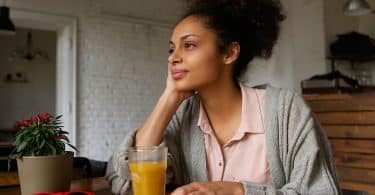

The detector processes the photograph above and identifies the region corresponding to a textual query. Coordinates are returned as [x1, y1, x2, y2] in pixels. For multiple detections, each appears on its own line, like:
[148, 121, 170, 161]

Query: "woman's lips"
[171, 69, 187, 80]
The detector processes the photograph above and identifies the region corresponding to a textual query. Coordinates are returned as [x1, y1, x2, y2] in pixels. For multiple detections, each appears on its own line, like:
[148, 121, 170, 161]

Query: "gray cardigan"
[105, 85, 341, 194]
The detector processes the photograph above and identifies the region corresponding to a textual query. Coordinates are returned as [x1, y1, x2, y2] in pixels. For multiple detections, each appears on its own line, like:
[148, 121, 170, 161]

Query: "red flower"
[14, 119, 29, 130]
[14, 113, 57, 132]
[21, 119, 28, 128]
[39, 113, 52, 122]
[55, 135, 65, 139]
[30, 116, 41, 125]
[14, 121, 22, 130]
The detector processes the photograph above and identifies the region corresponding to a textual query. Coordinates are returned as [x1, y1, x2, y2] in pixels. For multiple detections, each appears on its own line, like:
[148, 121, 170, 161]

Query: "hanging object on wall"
[9, 31, 49, 62]
[343, 0, 374, 16]
[0, 6, 16, 35]
[4, 71, 29, 83]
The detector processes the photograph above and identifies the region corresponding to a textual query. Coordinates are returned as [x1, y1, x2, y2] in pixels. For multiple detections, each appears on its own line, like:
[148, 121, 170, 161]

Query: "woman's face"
[168, 16, 229, 92]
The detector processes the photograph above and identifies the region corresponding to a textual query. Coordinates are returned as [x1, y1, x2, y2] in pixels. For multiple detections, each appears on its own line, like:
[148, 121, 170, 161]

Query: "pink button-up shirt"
[197, 84, 272, 184]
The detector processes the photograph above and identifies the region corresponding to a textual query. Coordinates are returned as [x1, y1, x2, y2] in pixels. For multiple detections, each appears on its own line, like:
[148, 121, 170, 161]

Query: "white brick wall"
[78, 13, 171, 160]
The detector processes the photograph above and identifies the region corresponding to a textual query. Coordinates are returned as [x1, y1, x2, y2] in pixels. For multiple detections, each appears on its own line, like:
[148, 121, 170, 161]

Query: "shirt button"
[218, 162, 222, 166]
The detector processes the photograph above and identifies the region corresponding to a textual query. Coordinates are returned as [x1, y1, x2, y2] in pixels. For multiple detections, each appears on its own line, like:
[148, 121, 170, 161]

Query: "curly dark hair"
[180, 0, 285, 82]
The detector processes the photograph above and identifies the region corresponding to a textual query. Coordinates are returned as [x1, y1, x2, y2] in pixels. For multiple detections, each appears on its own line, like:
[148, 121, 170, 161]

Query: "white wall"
[0, 28, 56, 128]
[6, 0, 329, 160]
[358, 0, 375, 85]
[324, 0, 360, 56]
[245, 0, 326, 91]
[288, 0, 326, 89]
[359, 0, 375, 37]
[78, 15, 171, 160]
[324, 0, 375, 85]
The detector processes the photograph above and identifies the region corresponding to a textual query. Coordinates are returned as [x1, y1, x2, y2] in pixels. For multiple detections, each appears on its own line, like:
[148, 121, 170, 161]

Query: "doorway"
[0, 28, 56, 128]
[8, 9, 78, 147]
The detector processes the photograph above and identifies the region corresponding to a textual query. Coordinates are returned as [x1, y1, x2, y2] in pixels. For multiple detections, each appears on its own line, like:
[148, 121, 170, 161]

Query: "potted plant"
[8, 113, 77, 195]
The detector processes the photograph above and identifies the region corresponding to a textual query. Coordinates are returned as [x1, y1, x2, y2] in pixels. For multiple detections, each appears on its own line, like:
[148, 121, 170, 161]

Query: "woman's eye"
[185, 43, 196, 49]
[168, 48, 174, 54]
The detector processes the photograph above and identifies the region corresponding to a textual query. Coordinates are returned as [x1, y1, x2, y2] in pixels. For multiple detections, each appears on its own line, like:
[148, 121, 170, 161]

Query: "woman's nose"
[168, 50, 182, 65]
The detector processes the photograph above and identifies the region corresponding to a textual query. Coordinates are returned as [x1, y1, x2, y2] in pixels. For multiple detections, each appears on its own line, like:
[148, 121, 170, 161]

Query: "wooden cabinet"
[0, 129, 17, 171]
[304, 92, 375, 194]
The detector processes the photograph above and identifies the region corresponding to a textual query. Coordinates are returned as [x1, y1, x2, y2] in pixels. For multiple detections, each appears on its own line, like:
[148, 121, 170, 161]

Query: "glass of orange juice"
[128, 145, 168, 195]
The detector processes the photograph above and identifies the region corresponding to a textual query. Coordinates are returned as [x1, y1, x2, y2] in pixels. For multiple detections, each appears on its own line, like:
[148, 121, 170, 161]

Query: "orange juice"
[129, 161, 167, 195]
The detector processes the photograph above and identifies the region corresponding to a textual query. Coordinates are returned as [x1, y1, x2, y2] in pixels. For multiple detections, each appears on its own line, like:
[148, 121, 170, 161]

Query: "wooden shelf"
[0, 156, 8, 161]
[334, 152, 375, 169]
[340, 180, 375, 194]
[0, 128, 17, 133]
[0, 142, 13, 149]
[0, 171, 19, 187]
[325, 125, 375, 139]
[304, 91, 375, 194]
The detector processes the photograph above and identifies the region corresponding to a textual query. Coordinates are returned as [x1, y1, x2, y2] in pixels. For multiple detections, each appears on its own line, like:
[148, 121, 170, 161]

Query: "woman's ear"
[223, 42, 240, 65]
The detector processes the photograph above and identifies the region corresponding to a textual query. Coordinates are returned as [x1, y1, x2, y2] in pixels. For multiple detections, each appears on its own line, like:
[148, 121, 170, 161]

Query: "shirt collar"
[237, 83, 264, 134]
[197, 83, 265, 136]
[197, 102, 212, 134]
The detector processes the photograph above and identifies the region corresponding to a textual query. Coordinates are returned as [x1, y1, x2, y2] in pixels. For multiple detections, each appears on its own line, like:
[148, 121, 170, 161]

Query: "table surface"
[0, 175, 111, 195]
[0, 172, 175, 195]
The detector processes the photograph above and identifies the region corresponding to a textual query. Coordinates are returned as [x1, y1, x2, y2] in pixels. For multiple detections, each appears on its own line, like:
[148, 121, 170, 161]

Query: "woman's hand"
[170, 181, 244, 195]
[135, 65, 194, 146]
[163, 67, 194, 104]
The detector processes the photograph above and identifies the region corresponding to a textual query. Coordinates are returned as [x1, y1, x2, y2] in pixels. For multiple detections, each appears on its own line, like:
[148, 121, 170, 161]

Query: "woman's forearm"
[135, 91, 183, 147]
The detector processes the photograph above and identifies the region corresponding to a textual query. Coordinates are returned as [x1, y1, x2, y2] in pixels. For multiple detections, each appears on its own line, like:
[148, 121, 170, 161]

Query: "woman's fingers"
[171, 183, 201, 195]
[189, 192, 207, 195]
[170, 181, 243, 195]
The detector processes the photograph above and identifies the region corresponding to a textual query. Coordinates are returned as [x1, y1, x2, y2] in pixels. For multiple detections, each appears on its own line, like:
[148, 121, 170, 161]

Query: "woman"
[106, 0, 340, 194]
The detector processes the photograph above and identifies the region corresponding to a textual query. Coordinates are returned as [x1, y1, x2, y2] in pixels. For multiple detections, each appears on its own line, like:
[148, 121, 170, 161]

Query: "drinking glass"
[128, 146, 168, 195]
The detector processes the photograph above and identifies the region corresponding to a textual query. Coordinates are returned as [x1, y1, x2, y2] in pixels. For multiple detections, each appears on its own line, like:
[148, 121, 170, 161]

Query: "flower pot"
[17, 152, 74, 195]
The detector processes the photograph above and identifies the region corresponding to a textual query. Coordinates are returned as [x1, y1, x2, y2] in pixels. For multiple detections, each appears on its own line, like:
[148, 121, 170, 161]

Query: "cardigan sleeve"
[240, 92, 341, 194]
[105, 99, 191, 195]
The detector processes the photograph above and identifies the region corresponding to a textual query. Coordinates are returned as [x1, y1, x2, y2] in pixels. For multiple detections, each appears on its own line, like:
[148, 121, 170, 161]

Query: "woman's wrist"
[161, 88, 186, 107]
[234, 182, 245, 195]
[135, 88, 183, 147]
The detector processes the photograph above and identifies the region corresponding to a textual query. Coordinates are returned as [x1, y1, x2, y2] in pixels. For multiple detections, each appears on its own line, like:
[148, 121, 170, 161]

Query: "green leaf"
[66, 143, 78, 152]
[40, 139, 45, 149]
[7, 153, 19, 171]
[47, 143, 56, 155]
[63, 135, 70, 143]
[8, 157, 13, 171]
[15, 129, 29, 140]
[16, 141, 28, 152]
[59, 130, 69, 134]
